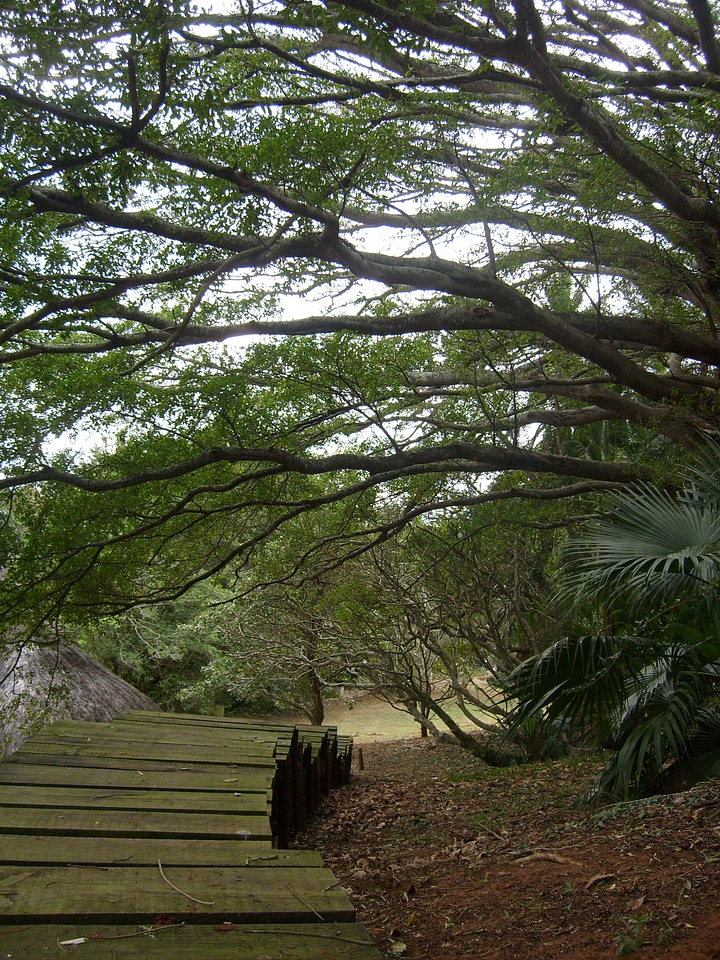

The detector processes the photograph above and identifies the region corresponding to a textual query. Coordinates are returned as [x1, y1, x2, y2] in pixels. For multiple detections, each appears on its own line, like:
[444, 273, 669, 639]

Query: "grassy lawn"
[314, 690, 494, 743]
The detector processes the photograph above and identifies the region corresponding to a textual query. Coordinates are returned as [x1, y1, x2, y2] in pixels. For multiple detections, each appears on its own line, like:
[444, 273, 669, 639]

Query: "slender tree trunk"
[420, 701, 430, 737]
[308, 669, 324, 725]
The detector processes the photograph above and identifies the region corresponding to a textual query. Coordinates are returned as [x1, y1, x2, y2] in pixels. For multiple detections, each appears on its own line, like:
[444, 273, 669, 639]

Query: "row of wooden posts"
[0, 709, 382, 958]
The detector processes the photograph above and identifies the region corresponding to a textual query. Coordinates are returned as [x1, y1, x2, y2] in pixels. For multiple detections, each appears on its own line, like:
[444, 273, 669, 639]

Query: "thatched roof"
[1, 640, 159, 757]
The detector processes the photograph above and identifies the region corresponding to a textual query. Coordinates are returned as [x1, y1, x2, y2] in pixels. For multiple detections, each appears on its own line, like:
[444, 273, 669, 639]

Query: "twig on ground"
[514, 851, 580, 866]
[475, 819, 505, 842]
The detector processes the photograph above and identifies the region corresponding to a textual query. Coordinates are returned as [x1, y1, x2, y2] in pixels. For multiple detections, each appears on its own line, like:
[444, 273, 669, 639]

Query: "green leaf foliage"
[504, 440, 720, 799]
[2, 0, 720, 633]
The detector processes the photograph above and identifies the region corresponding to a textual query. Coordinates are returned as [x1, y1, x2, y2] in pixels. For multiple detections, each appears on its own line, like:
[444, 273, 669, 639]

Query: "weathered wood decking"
[0, 711, 381, 958]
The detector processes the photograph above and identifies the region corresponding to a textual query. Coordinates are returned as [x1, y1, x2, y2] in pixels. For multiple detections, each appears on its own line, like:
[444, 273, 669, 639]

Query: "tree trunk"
[308, 669, 324, 726]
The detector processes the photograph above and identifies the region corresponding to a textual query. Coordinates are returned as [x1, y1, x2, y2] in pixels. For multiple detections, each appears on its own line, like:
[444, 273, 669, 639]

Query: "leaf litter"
[292, 736, 720, 959]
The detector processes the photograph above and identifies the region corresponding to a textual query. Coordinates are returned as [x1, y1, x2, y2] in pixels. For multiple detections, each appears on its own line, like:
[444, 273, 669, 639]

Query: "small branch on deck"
[157, 859, 216, 905]
[58, 923, 186, 946]
[245, 928, 376, 946]
[285, 882, 325, 921]
[0, 871, 37, 886]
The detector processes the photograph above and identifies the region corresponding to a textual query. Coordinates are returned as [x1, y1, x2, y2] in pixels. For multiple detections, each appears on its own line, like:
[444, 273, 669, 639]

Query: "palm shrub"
[503, 443, 720, 800]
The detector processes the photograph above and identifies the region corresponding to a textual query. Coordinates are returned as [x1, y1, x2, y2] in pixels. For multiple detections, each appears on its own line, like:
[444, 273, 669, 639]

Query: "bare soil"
[292, 736, 720, 959]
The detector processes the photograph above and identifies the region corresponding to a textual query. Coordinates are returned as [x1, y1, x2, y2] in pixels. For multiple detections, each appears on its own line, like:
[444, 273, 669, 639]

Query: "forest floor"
[292, 735, 720, 960]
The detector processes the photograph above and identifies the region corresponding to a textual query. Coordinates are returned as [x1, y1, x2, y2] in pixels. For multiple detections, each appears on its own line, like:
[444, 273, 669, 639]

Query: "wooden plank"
[0, 922, 383, 958]
[15, 739, 278, 766]
[23, 732, 275, 765]
[0, 760, 273, 794]
[0, 711, 364, 957]
[120, 710, 300, 732]
[0, 784, 271, 815]
[0, 835, 294, 867]
[0, 807, 272, 840]
[114, 713, 354, 774]
[3, 752, 274, 775]
[0, 864, 356, 924]
[106, 714, 355, 787]
[42, 719, 284, 749]
[53, 715, 284, 732]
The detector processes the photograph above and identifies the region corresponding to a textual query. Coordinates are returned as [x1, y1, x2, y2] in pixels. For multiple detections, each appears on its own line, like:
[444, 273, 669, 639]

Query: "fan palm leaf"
[505, 440, 720, 800]
[682, 437, 720, 504]
[559, 485, 720, 613]
[504, 633, 652, 739]
[673, 706, 720, 788]
[597, 663, 707, 799]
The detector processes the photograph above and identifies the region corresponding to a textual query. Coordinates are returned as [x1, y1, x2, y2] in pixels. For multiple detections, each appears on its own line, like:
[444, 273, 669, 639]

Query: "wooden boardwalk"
[0, 711, 381, 958]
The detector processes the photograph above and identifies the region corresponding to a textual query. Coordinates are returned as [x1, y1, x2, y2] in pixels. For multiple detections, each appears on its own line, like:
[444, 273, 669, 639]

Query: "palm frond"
[511, 441, 720, 801]
[611, 656, 673, 743]
[683, 438, 720, 504]
[503, 634, 648, 736]
[659, 706, 720, 790]
[590, 659, 707, 799]
[559, 486, 720, 613]
[689, 706, 720, 751]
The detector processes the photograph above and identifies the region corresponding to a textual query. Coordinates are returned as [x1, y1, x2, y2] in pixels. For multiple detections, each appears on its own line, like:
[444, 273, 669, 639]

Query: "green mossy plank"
[0, 864, 355, 923]
[116, 715, 342, 755]
[0, 836, 320, 868]
[0, 784, 271, 815]
[120, 711, 299, 732]
[0, 835, 291, 867]
[0, 922, 382, 958]
[24, 732, 277, 760]
[4, 752, 274, 774]
[115, 717, 288, 737]
[0, 761, 273, 793]
[0, 806, 272, 839]
[16, 739, 278, 766]
[43, 719, 283, 749]
[112, 715, 349, 762]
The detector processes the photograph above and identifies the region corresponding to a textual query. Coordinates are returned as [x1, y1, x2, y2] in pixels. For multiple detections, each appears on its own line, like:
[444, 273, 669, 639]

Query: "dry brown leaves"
[292, 737, 720, 960]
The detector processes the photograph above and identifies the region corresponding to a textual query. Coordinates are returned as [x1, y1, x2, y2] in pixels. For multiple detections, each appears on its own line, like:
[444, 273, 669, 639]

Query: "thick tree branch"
[688, 0, 720, 73]
[1, 440, 650, 495]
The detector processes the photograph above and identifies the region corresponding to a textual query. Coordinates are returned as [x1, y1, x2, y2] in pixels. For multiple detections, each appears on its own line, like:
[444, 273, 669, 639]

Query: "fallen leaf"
[585, 873, 618, 890]
[388, 940, 407, 956]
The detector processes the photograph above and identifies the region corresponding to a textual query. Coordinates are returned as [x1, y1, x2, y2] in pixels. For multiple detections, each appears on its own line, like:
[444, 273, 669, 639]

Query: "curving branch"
[687, 0, 720, 74]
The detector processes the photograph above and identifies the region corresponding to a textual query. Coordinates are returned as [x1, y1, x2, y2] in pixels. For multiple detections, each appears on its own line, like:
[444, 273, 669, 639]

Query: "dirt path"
[292, 736, 720, 959]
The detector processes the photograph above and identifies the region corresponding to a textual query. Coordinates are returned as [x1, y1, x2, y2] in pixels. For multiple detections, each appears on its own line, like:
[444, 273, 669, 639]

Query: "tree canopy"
[2, 0, 720, 629]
